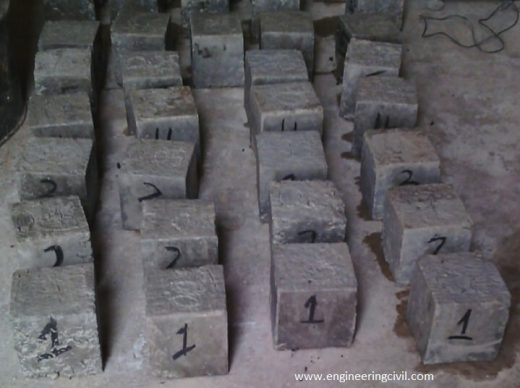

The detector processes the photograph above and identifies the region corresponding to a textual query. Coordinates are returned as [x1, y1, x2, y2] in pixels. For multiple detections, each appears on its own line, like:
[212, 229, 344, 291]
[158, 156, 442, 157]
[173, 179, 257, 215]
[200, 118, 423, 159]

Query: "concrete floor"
[1, 0, 520, 387]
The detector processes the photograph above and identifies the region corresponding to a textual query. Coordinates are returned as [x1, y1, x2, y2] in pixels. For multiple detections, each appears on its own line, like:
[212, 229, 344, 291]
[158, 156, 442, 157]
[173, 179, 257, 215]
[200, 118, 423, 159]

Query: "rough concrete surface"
[0, 1, 520, 387]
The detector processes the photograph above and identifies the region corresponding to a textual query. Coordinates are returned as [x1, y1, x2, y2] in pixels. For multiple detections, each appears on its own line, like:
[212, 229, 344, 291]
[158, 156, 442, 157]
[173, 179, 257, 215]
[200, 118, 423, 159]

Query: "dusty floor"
[1, 0, 520, 387]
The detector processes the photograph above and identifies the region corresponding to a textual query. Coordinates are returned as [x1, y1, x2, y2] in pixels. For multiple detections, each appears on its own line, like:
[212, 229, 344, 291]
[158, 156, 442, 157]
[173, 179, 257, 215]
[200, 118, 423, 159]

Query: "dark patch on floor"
[341, 151, 355, 160]
[341, 132, 353, 143]
[356, 201, 370, 221]
[394, 290, 410, 338]
[354, 176, 361, 189]
[363, 232, 393, 282]
[314, 16, 338, 38]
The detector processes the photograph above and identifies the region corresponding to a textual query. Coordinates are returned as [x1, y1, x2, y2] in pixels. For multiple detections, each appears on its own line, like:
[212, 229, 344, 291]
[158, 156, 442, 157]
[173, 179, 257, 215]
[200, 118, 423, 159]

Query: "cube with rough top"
[244, 49, 308, 119]
[118, 139, 198, 230]
[269, 180, 346, 245]
[339, 38, 402, 118]
[9, 196, 92, 268]
[25, 93, 94, 139]
[42, 0, 96, 21]
[141, 199, 217, 269]
[120, 51, 182, 90]
[407, 252, 511, 364]
[336, 13, 402, 81]
[271, 243, 357, 350]
[382, 184, 473, 285]
[249, 81, 323, 138]
[346, 0, 405, 28]
[252, 0, 299, 17]
[353, 76, 418, 156]
[190, 13, 244, 88]
[361, 129, 441, 220]
[16, 137, 97, 220]
[255, 131, 328, 222]
[259, 11, 314, 78]
[145, 265, 228, 378]
[38, 20, 100, 51]
[181, 0, 229, 25]
[9, 264, 101, 378]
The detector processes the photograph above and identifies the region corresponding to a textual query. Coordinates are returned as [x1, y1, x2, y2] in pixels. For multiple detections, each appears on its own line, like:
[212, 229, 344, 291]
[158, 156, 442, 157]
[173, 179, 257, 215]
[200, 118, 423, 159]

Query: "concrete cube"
[9, 264, 101, 378]
[407, 252, 511, 364]
[249, 81, 323, 138]
[339, 38, 402, 118]
[144, 265, 228, 378]
[126, 87, 200, 158]
[16, 137, 97, 220]
[269, 180, 347, 245]
[336, 13, 402, 81]
[252, 0, 300, 17]
[38, 20, 100, 51]
[118, 139, 197, 231]
[190, 13, 244, 88]
[42, 0, 96, 20]
[244, 49, 308, 120]
[382, 184, 473, 285]
[9, 196, 92, 268]
[25, 93, 94, 139]
[259, 11, 314, 78]
[181, 0, 229, 26]
[271, 243, 357, 350]
[140, 199, 217, 269]
[361, 129, 441, 220]
[33, 48, 92, 97]
[256, 131, 328, 222]
[120, 51, 182, 90]
[346, 0, 405, 28]
[353, 76, 418, 156]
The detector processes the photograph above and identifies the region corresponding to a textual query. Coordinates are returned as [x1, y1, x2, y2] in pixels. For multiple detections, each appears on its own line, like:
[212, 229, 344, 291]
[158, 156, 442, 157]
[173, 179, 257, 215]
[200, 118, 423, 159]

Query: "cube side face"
[146, 313, 228, 378]
[42, 0, 96, 21]
[252, 0, 300, 15]
[135, 116, 200, 149]
[260, 32, 314, 76]
[360, 139, 378, 218]
[382, 194, 404, 280]
[38, 21, 99, 51]
[121, 52, 182, 90]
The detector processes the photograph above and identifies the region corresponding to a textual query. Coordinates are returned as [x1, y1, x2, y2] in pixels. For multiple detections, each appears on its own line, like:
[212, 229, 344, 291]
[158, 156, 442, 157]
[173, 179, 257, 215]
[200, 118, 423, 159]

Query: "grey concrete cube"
[38, 20, 100, 51]
[118, 139, 198, 231]
[244, 49, 308, 121]
[269, 180, 346, 245]
[33, 48, 92, 97]
[361, 129, 441, 220]
[259, 11, 314, 78]
[25, 93, 94, 139]
[249, 81, 323, 138]
[353, 76, 418, 156]
[9, 196, 92, 268]
[336, 13, 402, 81]
[271, 243, 357, 350]
[140, 199, 217, 269]
[144, 265, 228, 378]
[256, 131, 328, 222]
[339, 38, 402, 118]
[382, 184, 473, 285]
[190, 13, 244, 88]
[181, 0, 229, 26]
[346, 0, 405, 28]
[9, 264, 101, 378]
[252, 0, 300, 17]
[42, 0, 96, 20]
[16, 137, 97, 220]
[126, 87, 200, 159]
[407, 252, 511, 364]
[120, 51, 182, 90]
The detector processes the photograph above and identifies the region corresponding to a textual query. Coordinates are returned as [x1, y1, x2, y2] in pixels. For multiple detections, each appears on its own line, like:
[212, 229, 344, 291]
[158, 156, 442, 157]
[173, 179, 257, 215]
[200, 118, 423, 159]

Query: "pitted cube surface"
[38, 20, 100, 51]
[121, 51, 182, 90]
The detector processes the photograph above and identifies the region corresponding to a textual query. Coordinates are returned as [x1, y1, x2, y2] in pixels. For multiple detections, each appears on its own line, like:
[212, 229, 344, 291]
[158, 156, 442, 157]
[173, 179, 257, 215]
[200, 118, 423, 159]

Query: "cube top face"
[121, 139, 195, 178]
[260, 11, 313, 35]
[246, 49, 308, 85]
[145, 265, 226, 316]
[357, 76, 417, 106]
[129, 87, 197, 122]
[10, 196, 89, 241]
[270, 180, 346, 232]
[365, 129, 440, 168]
[38, 20, 99, 50]
[25, 93, 93, 131]
[17, 137, 92, 176]
[387, 184, 472, 230]
[339, 13, 401, 43]
[10, 263, 95, 318]
[34, 48, 92, 80]
[190, 13, 242, 36]
[417, 253, 511, 306]
[273, 243, 356, 291]
[122, 51, 182, 89]
[256, 131, 327, 174]
[347, 38, 402, 69]
[112, 9, 170, 37]
[252, 81, 321, 113]
[141, 199, 216, 240]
